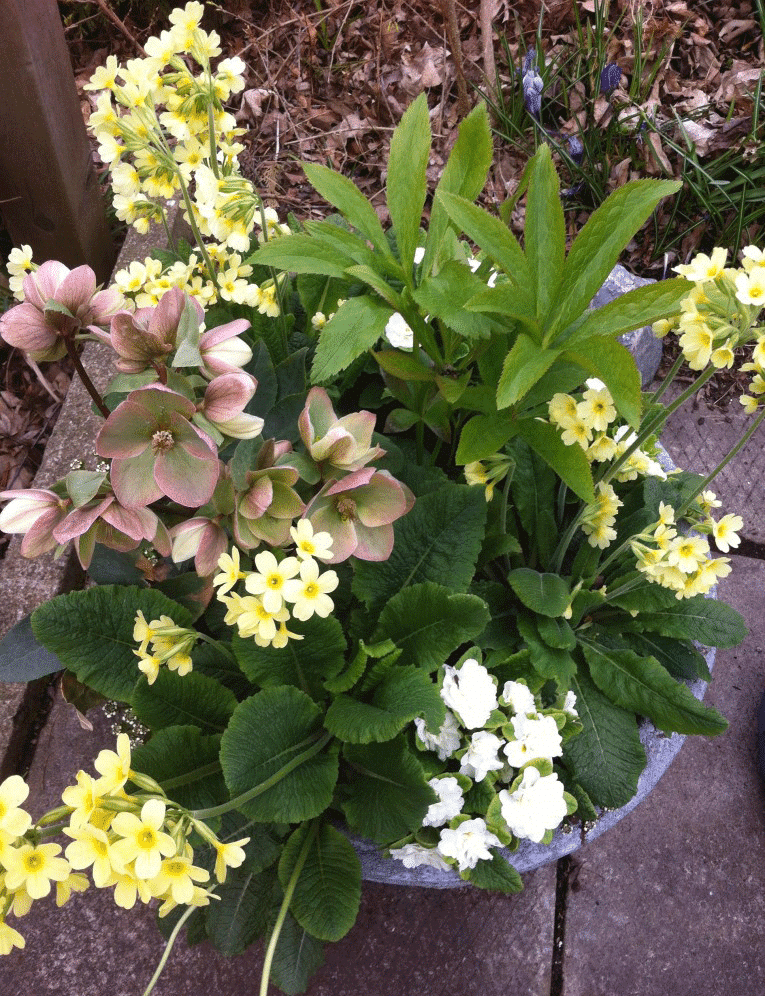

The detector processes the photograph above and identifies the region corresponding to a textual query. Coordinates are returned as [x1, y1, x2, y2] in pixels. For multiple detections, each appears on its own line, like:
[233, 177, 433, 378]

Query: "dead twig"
[88, 0, 147, 57]
[439, 0, 470, 117]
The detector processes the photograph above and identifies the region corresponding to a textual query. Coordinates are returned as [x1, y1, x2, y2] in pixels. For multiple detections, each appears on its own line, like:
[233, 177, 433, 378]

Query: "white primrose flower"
[503, 713, 563, 768]
[459, 731, 505, 782]
[384, 312, 414, 350]
[498, 767, 568, 843]
[501, 680, 536, 716]
[414, 711, 461, 760]
[441, 659, 498, 730]
[390, 843, 451, 871]
[563, 691, 578, 717]
[437, 818, 502, 872]
[422, 776, 465, 827]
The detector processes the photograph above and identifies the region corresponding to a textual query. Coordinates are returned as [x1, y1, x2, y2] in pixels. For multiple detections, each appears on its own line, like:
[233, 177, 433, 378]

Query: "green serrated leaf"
[372, 583, 490, 671]
[525, 144, 565, 324]
[497, 335, 561, 409]
[412, 262, 494, 340]
[547, 178, 681, 336]
[352, 483, 486, 611]
[279, 822, 361, 942]
[515, 419, 595, 504]
[341, 735, 437, 843]
[562, 337, 642, 428]
[580, 637, 727, 736]
[302, 162, 391, 256]
[31, 586, 192, 702]
[220, 688, 338, 822]
[254, 233, 353, 277]
[387, 93, 431, 278]
[562, 669, 646, 809]
[132, 669, 236, 733]
[557, 278, 691, 347]
[311, 296, 394, 382]
[0, 615, 63, 683]
[455, 412, 518, 465]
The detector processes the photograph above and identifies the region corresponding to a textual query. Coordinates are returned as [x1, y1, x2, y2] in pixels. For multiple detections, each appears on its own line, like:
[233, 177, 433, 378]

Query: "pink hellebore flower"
[233, 466, 305, 549]
[169, 517, 229, 576]
[199, 372, 263, 440]
[0, 261, 122, 361]
[199, 319, 252, 378]
[299, 387, 385, 473]
[0, 489, 71, 557]
[52, 495, 172, 569]
[103, 287, 201, 373]
[304, 467, 414, 563]
[96, 385, 220, 509]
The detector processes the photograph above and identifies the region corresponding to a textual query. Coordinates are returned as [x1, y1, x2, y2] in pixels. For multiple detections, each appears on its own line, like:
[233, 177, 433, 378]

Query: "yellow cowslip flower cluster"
[655, 246, 765, 375]
[112, 245, 282, 313]
[6, 245, 36, 302]
[133, 612, 201, 684]
[548, 380, 665, 481]
[0, 734, 249, 954]
[464, 453, 515, 502]
[739, 335, 765, 414]
[580, 482, 623, 549]
[214, 520, 339, 648]
[84, 1, 278, 269]
[629, 500, 734, 599]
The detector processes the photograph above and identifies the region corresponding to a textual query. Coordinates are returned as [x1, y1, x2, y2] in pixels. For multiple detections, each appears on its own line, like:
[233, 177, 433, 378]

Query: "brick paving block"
[562, 556, 765, 996]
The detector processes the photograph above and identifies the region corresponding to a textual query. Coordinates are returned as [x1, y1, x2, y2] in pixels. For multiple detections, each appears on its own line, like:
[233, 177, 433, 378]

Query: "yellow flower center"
[305, 583, 319, 598]
[24, 853, 43, 871]
[267, 574, 282, 589]
[138, 829, 157, 849]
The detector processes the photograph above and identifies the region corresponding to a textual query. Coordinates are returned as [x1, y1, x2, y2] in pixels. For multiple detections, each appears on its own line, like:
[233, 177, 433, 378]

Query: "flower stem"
[142, 903, 198, 996]
[63, 336, 110, 418]
[259, 822, 319, 996]
[650, 350, 684, 403]
[190, 731, 333, 820]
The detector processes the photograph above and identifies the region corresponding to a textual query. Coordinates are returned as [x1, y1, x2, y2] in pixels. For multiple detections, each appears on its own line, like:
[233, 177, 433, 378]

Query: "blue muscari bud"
[600, 63, 622, 95]
[567, 135, 584, 164]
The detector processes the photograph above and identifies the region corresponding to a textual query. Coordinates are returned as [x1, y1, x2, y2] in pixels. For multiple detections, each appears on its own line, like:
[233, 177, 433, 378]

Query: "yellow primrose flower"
[93, 733, 132, 794]
[290, 519, 334, 562]
[548, 392, 579, 429]
[0, 775, 31, 844]
[665, 535, 710, 574]
[735, 268, 765, 307]
[213, 837, 250, 883]
[110, 867, 153, 910]
[110, 799, 176, 881]
[213, 547, 248, 595]
[244, 551, 301, 613]
[61, 770, 104, 830]
[673, 247, 727, 282]
[283, 558, 339, 621]
[2, 843, 70, 900]
[64, 825, 124, 888]
[712, 514, 743, 553]
[148, 854, 210, 905]
[0, 920, 25, 956]
[269, 620, 304, 649]
[55, 871, 89, 907]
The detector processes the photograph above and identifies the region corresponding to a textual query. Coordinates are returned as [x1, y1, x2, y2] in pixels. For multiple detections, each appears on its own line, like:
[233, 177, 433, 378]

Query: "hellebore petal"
[56, 266, 97, 317]
[110, 448, 165, 509]
[201, 372, 257, 422]
[153, 439, 219, 508]
[23, 261, 70, 311]
[0, 303, 59, 354]
[199, 319, 252, 376]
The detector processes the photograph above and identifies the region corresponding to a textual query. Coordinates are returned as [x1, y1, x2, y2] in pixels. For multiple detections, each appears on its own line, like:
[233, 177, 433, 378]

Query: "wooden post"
[0, 0, 115, 282]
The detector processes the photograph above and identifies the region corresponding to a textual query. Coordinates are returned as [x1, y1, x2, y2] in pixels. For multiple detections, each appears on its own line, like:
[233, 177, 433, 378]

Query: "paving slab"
[561, 555, 765, 996]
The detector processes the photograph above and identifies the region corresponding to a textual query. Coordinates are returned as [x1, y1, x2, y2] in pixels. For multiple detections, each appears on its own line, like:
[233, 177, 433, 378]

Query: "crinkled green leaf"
[372, 582, 490, 671]
[508, 568, 571, 617]
[232, 615, 347, 700]
[341, 736, 437, 843]
[517, 615, 576, 687]
[324, 666, 444, 744]
[464, 851, 523, 893]
[562, 669, 646, 809]
[618, 630, 711, 682]
[132, 669, 236, 733]
[132, 725, 225, 811]
[31, 586, 192, 702]
[353, 484, 487, 611]
[608, 587, 746, 648]
[205, 866, 276, 956]
[220, 687, 338, 822]
[279, 823, 361, 941]
[0, 615, 63, 683]
[267, 911, 325, 995]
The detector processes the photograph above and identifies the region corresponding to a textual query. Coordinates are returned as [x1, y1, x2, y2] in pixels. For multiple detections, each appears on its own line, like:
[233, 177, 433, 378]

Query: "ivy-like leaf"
[279, 823, 361, 941]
